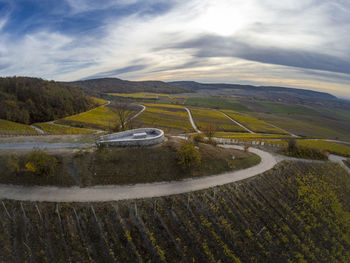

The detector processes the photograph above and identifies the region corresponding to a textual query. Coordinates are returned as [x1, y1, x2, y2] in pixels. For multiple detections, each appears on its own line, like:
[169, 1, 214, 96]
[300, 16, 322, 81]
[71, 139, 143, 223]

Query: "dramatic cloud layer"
[0, 0, 350, 97]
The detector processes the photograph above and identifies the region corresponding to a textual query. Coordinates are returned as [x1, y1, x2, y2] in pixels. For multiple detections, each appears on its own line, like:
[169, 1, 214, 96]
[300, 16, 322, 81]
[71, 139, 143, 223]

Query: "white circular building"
[97, 128, 165, 147]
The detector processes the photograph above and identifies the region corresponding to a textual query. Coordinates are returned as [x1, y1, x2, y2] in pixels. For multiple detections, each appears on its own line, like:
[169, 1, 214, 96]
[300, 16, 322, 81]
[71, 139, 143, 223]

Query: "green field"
[190, 108, 247, 132]
[134, 103, 193, 133]
[185, 96, 251, 112]
[1, 162, 349, 262]
[56, 105, 120, 130]
[222, 110, 287, 134]
[33, 123, 95, 135]
[107, 92, 169, 99]
[0, 119, 40, 135]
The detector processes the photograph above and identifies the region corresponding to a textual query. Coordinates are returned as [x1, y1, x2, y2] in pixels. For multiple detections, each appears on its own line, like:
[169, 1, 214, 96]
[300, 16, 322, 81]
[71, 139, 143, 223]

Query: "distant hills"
[67, 78, 190, 95]
[170, 81, 336, 101]
[0, 77, 95, 124]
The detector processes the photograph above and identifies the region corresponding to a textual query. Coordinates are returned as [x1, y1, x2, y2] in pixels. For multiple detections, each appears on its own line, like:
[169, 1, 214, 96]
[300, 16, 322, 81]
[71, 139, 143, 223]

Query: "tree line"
[0, 77, 96, 124]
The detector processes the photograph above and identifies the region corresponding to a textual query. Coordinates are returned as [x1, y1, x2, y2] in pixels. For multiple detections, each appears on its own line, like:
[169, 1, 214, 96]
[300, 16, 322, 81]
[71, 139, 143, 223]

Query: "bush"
[177, 141, 201, 170]
[284, 146, 328, 160]
[25, 149, 58, 176]
[191, 133, 206, 144]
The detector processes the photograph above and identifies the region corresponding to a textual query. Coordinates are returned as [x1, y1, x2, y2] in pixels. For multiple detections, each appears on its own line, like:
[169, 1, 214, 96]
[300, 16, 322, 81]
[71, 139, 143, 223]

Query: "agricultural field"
[214, 132, 292, 140]
[107, 92, 169, 99]
[133, 103, 193, 134]
[189, 108, 247, 132]
[185, 96, 251, 112]
[91, 97, 108, 105]
[0, 119, 40, 135]
[56, 105, 120, 130]
[33, 123, 95, 135]
[297, 140, 350, 157]
[222, 110, 287, 134]
[1, 161, 349, 262]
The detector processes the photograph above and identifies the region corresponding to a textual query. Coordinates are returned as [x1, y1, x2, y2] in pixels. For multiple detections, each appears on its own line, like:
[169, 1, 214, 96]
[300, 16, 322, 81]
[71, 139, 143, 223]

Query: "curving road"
[0, 145, 277, 202]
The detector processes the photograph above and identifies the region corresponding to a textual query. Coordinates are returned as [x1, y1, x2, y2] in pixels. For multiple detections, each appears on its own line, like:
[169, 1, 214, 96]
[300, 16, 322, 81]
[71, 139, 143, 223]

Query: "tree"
[177, 140, 201, 170]
[110, 102, 136, 131]
[287, 138, 298, 152]
[201, 124, 217, 140]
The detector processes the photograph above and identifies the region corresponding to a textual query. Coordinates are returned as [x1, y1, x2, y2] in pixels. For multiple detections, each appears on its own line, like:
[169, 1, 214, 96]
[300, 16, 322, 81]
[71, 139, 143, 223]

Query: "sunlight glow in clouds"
[0, 0, 350, 98]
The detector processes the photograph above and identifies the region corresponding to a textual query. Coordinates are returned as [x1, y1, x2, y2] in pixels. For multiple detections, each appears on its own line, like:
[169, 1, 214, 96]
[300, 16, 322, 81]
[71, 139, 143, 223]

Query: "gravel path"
[184, 107, 201, 133]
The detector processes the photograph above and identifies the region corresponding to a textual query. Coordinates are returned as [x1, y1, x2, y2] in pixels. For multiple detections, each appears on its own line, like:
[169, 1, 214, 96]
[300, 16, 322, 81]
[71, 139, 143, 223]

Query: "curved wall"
[98, 128, 165, 147]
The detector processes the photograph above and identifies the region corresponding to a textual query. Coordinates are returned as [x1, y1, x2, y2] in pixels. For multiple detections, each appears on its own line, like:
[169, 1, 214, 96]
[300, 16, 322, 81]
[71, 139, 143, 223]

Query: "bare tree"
[110, 101, 138, 131]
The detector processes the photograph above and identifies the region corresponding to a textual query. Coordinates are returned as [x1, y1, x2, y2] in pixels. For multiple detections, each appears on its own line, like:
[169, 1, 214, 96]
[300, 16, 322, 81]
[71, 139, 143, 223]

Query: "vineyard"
[56, 105, 120, 130]
[0, 119, 40, 135]
[134, 104, 193, 134]
[190, 108, 247, 132]
[297, 140, 350, 157]
[1, 161, 349, 262]
[107, 92, 169, 99]
[222, 110, 287, 134]
[214, 132, 292, 140]
[33, 123, 95, 135]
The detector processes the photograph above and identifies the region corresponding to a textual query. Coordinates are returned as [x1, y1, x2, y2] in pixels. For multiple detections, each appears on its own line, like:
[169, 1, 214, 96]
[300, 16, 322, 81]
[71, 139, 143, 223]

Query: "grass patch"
[222, 110, 287, 134]
[33, 123, 95, 134]
[91, 97, 108, 105]
[0, 119, 40, 135]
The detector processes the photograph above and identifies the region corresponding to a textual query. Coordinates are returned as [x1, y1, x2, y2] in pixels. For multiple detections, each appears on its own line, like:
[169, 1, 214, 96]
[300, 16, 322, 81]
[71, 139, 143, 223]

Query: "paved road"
[184, 107, 201, 133]
[0, 145, 277, 202]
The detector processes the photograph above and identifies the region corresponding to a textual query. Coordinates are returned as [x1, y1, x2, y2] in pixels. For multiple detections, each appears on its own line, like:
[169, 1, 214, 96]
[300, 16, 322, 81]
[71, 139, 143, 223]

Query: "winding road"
[184, 107, 201, 133]
[0, 144, 347, 202]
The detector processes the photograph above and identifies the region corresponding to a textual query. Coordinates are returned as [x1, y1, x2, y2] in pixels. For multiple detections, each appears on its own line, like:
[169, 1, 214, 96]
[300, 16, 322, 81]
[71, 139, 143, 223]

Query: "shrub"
[25, 149, 58, 176]
[177, 141, 201, 170]
[191, 133, 206, 144]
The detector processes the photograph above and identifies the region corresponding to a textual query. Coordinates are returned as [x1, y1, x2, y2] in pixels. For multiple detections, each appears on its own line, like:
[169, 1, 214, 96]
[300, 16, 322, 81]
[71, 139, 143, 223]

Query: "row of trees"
[0, 77, 95, 124]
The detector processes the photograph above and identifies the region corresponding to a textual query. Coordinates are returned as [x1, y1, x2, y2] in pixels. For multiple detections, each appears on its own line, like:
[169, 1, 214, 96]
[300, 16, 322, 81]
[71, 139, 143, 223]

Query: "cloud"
[84, 64, 148, 79]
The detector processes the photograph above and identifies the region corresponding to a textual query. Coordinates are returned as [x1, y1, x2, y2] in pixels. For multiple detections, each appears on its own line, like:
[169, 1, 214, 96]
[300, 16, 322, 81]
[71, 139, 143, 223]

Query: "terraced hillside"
[134, 103, 193, 134]
[33, 123, 95, 135]
[190, 108, 247, 132]
[1, 161, 349, 262]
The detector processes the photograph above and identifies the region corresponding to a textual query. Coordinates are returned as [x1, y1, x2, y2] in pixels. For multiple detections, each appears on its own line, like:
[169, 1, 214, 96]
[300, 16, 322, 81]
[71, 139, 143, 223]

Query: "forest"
[0, 77, 96, 124]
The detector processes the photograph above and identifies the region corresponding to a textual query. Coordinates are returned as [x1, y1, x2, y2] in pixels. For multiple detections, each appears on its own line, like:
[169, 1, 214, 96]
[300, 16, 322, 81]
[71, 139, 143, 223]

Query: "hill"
[170, 81, 337, 102]
[67, 78, 190, 96]
[0, 77, 95, 124]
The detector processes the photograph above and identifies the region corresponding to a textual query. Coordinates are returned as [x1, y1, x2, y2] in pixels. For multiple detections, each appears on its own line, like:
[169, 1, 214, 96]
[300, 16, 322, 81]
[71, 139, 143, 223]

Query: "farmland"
[56, 105, 120, 130]
[185, 96, 251, 112]
[189, 108, 247, 132]
[297, 140, 350, 157]
[1, 161, 349, 262]
[107, 92, 169, 99]
[222, 110, 287, 134]
[33, 123, 95, 135]
[214, 132, 292, 140]
[133, 103, 193, 134]
[0, 119, 40, 135]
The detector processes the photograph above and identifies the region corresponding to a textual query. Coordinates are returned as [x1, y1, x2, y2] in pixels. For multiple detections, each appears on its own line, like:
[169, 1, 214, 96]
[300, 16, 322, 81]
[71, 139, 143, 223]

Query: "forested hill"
[68, 78, 190, 95]
[0, 77, 95, 124]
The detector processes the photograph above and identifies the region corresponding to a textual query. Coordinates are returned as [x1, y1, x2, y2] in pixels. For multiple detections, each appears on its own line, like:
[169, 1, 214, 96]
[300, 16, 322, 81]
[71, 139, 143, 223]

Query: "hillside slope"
[0, 77, 95, 124]
[68, 78, 190, 95]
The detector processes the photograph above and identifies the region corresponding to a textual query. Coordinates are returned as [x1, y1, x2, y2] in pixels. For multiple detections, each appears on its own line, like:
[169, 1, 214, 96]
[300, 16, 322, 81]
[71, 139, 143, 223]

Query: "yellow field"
[134, 103, 193, 133]
[214, 132, 291, 139]
[91, 97, 108, 105]
[222, 110, 287, 134]
[190, 108, 247, 132]
[33, 123, 95, 135]
[0, 119, 40, 135]
[297, 140, 350, 157]
[56, 105, 120, 130]
[107, 92, 169, 99]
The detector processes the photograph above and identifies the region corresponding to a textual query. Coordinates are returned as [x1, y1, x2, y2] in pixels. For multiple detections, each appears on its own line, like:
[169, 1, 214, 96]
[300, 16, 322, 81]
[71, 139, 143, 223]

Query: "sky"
[0, 0, 350, 98]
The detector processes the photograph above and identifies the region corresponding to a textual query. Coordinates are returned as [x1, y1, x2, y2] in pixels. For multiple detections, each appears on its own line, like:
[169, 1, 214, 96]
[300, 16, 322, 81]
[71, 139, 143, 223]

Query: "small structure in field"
[97, 128, 164, 147]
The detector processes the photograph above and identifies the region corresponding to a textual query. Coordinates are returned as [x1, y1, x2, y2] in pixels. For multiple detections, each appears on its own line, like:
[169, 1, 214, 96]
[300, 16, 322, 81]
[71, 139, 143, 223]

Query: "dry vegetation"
[0, 161, 349, 262]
